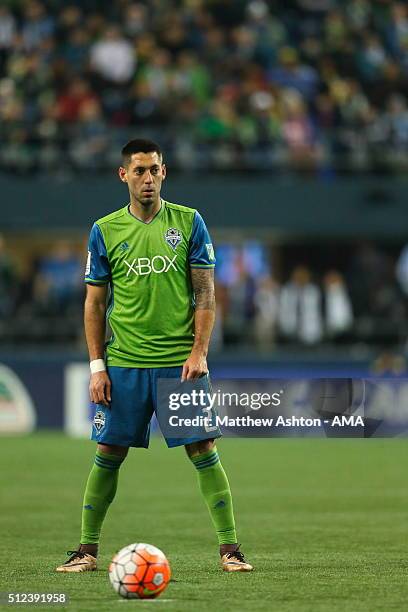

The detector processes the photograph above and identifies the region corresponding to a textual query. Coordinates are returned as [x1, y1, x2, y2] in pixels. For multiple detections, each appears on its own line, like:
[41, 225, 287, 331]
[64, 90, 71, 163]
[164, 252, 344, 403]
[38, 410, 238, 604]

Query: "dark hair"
[121, 139, 163, 166]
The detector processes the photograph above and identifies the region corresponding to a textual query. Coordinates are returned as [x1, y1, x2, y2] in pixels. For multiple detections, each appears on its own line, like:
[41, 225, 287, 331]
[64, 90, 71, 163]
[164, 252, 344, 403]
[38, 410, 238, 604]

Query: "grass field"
[1, 433, 407, 611]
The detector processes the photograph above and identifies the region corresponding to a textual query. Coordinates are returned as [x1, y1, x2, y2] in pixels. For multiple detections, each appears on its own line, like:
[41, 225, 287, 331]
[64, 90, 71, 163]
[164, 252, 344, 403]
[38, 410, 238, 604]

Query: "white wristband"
[90, 359, 106, 374]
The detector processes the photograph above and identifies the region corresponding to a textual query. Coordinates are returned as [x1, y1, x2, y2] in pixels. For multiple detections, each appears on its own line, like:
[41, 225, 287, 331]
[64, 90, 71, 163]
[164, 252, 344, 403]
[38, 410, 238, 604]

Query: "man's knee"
[185, 438, 215, 458]
[97, 443, 129, 458]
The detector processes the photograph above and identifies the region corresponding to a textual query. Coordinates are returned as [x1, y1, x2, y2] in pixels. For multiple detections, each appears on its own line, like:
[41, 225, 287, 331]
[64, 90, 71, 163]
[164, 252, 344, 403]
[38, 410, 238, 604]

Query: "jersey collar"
[126, 199, 164, 225]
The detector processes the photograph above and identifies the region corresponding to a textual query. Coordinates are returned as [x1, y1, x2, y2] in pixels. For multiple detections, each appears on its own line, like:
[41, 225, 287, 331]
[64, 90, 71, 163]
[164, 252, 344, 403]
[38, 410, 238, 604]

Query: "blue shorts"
[90, 366, 222, 448]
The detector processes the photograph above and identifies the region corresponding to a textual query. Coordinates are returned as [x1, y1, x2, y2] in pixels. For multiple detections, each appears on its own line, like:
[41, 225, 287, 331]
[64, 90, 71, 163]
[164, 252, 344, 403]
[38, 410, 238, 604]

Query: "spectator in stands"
[0, 234, 18, 318]
[123, 3, 148, 38]
[268, 47, 319, 101]
[349, 243, 406, 343]
[323, 270, 353, 338]
[69, 98, 109, 169]
[281, 88, 320, 168]
[346, 0, 371, 34]
[324, 9, 349, 52]
[223, 266, 256, 345]
[0, 6, 16, 55]
[386, 3, 408, 59]
[386, 94, 408, 151]
[357, 33, 389, 81]
[279, 266, 323, 344]
[61, 27, 91, 75]
[21, 0, 55, 51]
[32, 240, 84, 314]
[253, 275, 280, 349]
[90, 25, 136, 86]
[55, 77, 98, 123]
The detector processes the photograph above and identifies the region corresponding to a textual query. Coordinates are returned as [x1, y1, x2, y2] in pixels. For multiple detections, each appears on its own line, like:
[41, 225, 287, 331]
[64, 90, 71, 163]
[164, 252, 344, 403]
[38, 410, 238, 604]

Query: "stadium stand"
[0, 0, 407, 174]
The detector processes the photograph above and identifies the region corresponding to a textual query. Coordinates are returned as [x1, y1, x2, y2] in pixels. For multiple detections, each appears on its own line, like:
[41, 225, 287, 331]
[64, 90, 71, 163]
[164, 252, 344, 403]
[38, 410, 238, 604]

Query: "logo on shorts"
[93, 409, 106, 432]
[164, 228, 182, 250]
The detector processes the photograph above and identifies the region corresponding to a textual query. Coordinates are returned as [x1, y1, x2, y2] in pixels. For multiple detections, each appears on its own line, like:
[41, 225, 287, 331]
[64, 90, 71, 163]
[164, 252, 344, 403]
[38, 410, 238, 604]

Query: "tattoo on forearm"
[191, 268, 215, 310]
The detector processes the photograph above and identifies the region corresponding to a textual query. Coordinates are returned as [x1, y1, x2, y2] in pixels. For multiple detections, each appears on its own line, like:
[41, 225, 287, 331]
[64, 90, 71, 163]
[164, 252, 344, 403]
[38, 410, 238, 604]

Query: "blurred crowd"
[1, 234, 407, 351]
[214, 242, 407, 350]
[0, 0, 407, 174]
[0, 237, 85, 343]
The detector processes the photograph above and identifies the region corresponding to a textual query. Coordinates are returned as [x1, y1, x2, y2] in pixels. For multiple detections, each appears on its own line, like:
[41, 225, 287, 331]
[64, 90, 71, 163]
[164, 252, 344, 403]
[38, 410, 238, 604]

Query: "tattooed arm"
[181, 268, 216, 381]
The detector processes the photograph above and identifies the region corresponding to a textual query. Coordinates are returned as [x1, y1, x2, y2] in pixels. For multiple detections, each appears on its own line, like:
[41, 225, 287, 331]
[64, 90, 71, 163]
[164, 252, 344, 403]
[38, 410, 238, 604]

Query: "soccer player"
[56, 139, 253, 573]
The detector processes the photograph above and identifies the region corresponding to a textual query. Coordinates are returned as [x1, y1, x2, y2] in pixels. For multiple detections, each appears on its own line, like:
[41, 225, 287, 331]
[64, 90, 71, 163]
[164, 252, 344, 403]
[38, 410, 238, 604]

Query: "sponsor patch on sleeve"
[206, 243, 215, 261]
[85, 250, 91, 276]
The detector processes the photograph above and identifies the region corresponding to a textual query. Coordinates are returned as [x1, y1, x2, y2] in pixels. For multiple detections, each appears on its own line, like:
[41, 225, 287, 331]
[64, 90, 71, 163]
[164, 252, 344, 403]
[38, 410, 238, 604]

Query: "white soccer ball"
[109, 543, 171, 599]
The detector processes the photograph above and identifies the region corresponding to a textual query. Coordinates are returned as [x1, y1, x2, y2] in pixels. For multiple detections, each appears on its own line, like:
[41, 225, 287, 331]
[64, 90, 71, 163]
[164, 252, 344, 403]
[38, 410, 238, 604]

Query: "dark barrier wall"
[0, 352, 375, 431]
[2, 175, 408, 237]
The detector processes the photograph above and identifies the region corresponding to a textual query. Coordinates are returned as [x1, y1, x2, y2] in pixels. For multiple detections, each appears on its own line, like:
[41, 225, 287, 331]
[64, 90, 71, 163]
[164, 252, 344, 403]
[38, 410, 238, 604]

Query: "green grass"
[0, 434, 407, 611]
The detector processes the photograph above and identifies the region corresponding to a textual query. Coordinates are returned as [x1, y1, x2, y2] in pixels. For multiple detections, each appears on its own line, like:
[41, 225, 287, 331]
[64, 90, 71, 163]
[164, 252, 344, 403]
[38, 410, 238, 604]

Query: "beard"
[140, 196, 154, 206]
[135, 191, 155, 207]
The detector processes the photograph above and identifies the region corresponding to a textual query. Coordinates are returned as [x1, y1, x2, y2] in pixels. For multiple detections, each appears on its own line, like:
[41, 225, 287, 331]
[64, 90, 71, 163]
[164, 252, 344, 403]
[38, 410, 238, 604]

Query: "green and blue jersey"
[85, 200, 215, 367]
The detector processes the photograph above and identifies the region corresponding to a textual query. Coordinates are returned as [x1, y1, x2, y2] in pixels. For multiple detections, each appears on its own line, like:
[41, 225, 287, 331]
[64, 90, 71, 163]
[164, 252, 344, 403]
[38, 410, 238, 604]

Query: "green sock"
[80, 450, 125, 545]
[191, 447, 237, 545]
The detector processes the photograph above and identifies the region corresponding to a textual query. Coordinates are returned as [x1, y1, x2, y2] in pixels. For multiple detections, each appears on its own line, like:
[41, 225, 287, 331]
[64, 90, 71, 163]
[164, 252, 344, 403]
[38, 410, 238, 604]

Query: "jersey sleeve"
[84, 223, 111, 284]
[188, 211, 216, 268]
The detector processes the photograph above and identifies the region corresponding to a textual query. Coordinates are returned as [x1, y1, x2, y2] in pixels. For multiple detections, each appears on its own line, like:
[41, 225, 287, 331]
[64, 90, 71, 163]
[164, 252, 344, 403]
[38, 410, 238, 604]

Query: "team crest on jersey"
[164, 228, 182, 250]
[93, 409, 106, 432]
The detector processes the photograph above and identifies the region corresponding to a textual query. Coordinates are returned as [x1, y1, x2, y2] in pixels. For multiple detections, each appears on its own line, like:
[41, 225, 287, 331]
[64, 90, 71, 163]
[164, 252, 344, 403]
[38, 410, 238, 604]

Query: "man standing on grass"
[56, 139, 253, 573]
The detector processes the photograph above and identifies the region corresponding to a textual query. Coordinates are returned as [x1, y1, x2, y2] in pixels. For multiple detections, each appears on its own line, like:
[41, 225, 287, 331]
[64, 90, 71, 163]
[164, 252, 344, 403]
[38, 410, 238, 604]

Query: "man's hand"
[181, 350, 208, 381]
[89, 371, 111, 406]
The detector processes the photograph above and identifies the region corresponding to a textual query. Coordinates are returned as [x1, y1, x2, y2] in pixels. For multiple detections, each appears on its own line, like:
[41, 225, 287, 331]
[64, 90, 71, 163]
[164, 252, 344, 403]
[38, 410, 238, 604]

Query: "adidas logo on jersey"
[124, 255, 178, 276]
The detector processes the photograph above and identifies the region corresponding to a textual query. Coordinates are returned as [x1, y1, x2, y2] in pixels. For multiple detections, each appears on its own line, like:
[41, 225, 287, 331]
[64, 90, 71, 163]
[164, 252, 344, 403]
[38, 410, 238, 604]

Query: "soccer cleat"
[221, 546, 253, 572]
[56, 550, 97, 573]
